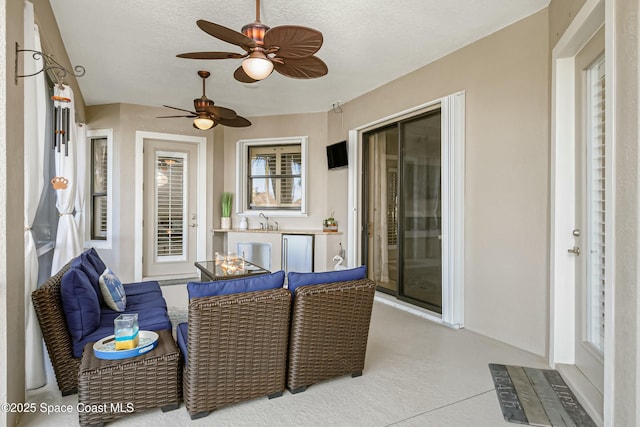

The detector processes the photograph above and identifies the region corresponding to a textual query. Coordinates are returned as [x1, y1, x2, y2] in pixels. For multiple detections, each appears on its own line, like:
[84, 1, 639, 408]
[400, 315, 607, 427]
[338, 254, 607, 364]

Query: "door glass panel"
[155, 154, 186, 260]
[366, 128, 399, 292]
[400, 111, 442, 312]
[586, 55, 606, 354]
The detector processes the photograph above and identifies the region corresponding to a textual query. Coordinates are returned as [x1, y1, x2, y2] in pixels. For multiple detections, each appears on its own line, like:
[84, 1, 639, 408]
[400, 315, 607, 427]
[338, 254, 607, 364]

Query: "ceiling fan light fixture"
[242, 50, 273, 80]
[241, 22, 269, 45]
[193, 115, 214, 130]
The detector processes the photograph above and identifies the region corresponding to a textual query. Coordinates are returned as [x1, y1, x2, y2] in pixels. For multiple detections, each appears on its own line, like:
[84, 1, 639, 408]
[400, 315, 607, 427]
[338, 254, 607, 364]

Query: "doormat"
[488, 364, 596, 427]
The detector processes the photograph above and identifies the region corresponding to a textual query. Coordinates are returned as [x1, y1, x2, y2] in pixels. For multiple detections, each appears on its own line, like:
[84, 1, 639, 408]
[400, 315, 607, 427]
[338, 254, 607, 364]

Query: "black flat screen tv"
[326, 140, 348, 169]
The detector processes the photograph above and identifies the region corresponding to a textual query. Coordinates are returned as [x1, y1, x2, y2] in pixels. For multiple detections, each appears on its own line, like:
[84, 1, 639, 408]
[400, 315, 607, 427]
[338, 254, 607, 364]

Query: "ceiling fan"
[157, 70, 251, 130]
[177, 0, 328, 83]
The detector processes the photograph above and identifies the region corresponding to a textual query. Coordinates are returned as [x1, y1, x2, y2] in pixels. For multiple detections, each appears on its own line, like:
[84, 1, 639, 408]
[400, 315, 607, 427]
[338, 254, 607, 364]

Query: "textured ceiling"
[49, 0, 549, 118]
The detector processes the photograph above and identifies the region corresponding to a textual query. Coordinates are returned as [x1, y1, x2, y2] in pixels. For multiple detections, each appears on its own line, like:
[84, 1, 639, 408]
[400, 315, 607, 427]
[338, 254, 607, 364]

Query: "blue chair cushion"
[85, 248, 106, 275]
[60, 267, 101, 342]
[122, 280, 163, 297]
[99, 267, 127, 312]
[99, 293, 167, 318]
[187, 270, 285, 300]
[176, 322, 188, 365]
[287, 266, 368, 295]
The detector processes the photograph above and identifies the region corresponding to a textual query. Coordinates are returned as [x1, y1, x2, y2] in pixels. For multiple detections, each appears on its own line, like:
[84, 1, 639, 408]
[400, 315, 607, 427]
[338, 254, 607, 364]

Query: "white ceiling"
[49, 0, 549, 118]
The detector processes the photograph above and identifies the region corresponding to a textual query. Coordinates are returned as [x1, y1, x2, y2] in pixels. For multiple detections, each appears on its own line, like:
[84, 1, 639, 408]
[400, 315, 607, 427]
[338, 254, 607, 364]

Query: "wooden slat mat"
[489, 364, 597, 427]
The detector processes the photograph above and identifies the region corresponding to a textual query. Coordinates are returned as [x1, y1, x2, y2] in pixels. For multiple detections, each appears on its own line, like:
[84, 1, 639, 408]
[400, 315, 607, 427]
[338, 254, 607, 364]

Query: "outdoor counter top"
[212, 229, 343, 235]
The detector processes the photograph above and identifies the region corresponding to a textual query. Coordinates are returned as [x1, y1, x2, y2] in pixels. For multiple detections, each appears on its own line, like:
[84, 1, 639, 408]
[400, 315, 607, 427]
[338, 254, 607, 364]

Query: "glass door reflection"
[399, 111, 442, 313]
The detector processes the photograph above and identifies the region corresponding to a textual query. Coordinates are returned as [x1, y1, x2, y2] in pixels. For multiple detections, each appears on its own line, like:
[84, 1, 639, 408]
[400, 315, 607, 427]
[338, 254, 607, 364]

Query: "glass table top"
[194, 259, 270, 281]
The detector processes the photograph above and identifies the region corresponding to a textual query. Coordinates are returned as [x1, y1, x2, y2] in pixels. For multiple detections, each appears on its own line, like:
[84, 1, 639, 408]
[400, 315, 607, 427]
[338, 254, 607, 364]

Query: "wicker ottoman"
[78, 329, 182, 426]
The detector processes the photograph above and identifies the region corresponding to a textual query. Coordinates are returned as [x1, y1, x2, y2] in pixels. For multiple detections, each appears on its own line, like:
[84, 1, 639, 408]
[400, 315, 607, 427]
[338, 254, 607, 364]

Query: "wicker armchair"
[181, 288, 291, 420]
[31, 262, 80, 395]
[287, 278, 376, 393]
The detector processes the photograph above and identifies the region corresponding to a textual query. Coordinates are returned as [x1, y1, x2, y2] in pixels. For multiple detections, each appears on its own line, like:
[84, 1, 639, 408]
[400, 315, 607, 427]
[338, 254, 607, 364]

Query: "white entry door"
[142, 139, 199, 279]
[572, 27, 605, 395]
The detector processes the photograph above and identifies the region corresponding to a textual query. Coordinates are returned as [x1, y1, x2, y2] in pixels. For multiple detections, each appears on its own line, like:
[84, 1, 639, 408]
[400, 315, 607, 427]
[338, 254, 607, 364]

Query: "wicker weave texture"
[287, 279, 376, 392]
[78, 329, 182, 426]
[183, 288, 291, 417]
[31, 262, 81, 395]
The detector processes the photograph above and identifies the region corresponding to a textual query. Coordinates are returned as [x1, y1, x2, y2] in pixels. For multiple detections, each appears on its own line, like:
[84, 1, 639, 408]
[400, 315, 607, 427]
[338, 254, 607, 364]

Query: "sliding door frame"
[347, 91, 465, 327]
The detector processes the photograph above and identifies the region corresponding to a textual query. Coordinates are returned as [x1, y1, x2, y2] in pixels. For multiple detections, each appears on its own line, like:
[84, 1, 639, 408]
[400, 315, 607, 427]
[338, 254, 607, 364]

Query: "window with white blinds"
[236, 137, 308, 216]
[91, 137, 108, 240]
[248, 145, 302, 209]
[155, 154, 187, 259]
[586, 55, 606, 354]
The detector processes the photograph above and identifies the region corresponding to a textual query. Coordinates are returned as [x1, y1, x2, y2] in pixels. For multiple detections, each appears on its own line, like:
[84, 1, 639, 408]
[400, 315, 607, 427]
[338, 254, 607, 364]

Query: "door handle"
[190, 223, 198, 228]
[282, 238, 288, 272]
[568, 246, 581, 256]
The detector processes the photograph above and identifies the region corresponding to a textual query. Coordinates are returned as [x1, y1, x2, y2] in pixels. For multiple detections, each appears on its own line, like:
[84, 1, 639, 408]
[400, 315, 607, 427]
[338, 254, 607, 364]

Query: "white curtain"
[23, 1, 47, 389]
[51, 85, 83, 273]
[371, 134, 389, 282]
[74, 124, 87, 241]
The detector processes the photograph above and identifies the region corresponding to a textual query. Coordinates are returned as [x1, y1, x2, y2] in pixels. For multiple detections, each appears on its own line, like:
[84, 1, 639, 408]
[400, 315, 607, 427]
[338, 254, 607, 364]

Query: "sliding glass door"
[363, 109, 442, 313]
[399, 111, 442, 312]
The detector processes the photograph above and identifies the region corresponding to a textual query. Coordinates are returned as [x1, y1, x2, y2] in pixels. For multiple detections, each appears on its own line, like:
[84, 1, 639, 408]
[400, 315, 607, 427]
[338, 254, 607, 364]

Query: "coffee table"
[194, 259, 270, 281]
[77, 329, 181, 426]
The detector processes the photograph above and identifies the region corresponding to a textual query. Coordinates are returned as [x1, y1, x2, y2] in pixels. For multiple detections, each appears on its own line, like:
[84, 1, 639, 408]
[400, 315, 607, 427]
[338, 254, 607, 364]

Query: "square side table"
[78, 329, 182, 426]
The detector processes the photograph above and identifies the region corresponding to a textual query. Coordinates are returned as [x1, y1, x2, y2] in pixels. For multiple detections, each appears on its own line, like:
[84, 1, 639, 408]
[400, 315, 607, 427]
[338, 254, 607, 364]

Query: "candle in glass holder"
[114, 313, 139, 350]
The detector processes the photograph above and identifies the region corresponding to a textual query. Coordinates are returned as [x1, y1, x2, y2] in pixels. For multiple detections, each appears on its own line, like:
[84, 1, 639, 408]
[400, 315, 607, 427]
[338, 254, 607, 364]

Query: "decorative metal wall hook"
[15, 42, 85, 85]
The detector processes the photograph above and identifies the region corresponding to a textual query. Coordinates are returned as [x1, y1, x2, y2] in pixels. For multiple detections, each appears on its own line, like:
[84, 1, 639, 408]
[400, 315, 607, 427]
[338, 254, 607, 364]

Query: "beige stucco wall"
[85, 103, 218, 283]
[1, 0, 26, 425]
[610, 0, 639, 423]
[328, 10, 551, 356]
[548, 0, 587, 48]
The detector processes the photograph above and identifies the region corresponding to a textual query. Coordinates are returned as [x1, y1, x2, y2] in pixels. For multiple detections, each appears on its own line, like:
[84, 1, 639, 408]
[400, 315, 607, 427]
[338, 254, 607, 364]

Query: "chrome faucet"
[274, 221, 279, 231]
[259, 213, 270, 230]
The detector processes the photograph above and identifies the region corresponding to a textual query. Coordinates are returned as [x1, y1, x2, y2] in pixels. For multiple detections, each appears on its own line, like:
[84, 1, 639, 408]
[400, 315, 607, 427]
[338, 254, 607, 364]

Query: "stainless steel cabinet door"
[282, 234, 314, 273]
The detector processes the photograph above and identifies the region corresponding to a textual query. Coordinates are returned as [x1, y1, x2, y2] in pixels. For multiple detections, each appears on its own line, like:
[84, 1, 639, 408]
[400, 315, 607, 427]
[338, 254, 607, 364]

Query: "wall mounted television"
[326, 140, 348, 169]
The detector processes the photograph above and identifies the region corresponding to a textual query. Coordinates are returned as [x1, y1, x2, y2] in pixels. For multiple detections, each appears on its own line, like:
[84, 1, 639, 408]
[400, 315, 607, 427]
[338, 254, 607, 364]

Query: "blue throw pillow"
[73, 254, 105, 306]
[287, 266, 367, 295]
[61, 267, 101, 340]
[187, 270, 285, 300]
[99, 267, 127, 311]
[86, 248, 106, 275]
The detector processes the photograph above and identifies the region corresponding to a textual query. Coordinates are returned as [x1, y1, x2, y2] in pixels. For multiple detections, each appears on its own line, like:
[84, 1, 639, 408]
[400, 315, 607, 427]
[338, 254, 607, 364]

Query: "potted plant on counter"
[221, 192, 233, 230]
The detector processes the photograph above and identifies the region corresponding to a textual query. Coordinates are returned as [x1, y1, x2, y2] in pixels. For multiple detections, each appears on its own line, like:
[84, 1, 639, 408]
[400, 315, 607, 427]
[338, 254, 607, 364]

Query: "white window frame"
[236, 136, 308, 217]
[86, 129, 113, 249]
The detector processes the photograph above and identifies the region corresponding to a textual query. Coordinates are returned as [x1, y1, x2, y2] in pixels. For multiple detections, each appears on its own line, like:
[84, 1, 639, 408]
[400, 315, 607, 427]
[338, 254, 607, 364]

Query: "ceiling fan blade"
[157, 115, 197, 118]
[233, 66, 259, 83]
[163, 105, 198, 115]
[206, 105, 238, 120]
[217, 116, 252, 128]
[264, 25, 323, 58]
[177, 51, 247, 60]
[273, 56, 328, 79]
[196, 20, 256, 51]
